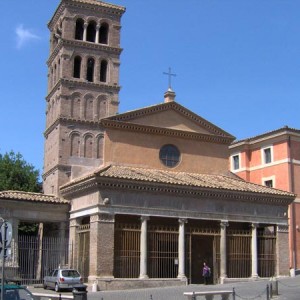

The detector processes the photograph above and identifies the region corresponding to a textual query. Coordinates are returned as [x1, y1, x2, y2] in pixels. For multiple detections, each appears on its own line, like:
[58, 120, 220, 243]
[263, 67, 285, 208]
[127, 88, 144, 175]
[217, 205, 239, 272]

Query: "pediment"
[107, 101, 234, 138]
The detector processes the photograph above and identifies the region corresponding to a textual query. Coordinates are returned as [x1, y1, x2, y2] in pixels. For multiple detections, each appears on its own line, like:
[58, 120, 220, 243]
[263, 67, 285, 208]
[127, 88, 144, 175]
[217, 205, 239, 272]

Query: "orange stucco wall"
[231, 135, 300, 269]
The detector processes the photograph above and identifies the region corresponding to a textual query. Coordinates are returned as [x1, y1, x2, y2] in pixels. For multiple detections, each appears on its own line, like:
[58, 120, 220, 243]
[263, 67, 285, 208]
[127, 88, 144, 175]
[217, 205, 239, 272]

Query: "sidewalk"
[28, 276, 300, 300]
[87, 276, 300, 300]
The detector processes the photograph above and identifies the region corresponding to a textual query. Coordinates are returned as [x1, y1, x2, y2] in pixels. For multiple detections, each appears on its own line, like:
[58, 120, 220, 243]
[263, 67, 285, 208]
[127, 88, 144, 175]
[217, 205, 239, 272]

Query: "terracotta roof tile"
[0, 190, 69, 204]
[231, 126, 300, 145]
[94, 165, 294, 197]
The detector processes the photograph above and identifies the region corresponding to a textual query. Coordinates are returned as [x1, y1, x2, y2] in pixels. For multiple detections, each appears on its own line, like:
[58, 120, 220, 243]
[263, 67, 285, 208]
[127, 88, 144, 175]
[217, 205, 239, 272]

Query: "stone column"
[95, 59, 100, 82]
[251, 223, 259, 278]
[69, 218, 80, 268]
[59, 222, 68, 266]
[220, 220, 228, 283]
[178, 218, 187, 279]
[10, 218, 19, 267]
[96, 24, 100, 44]
[139, 216, 149, 279]
[83, 22, 88, 41]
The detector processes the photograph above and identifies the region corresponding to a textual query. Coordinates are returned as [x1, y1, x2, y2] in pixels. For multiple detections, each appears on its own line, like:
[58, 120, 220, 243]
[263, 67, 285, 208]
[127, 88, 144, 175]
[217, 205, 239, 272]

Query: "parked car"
[43, 268, 83, 292]
[0, 282, 35, 300]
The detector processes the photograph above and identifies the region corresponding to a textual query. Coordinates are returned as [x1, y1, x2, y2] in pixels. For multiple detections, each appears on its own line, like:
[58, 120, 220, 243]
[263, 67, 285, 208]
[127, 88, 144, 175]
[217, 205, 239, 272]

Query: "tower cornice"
[48, 0, 125, 30]
[44, 117, 105, 138]
[47, 39, 123, 66]
[46, 78, 121, 101]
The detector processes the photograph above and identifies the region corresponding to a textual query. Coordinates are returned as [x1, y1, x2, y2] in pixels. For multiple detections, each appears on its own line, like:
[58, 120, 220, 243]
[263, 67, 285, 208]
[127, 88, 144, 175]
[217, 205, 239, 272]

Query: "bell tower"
[43, 0, 125, 195]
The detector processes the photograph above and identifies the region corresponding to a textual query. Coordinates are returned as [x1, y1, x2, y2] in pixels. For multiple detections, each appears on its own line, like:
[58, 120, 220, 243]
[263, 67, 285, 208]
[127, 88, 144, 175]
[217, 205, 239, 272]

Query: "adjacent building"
[229, 126, 300, 274]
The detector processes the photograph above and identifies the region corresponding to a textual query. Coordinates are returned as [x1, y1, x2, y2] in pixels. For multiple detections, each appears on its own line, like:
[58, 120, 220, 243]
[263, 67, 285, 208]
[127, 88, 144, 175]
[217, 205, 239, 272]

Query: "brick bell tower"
[43, 0, 125, 195]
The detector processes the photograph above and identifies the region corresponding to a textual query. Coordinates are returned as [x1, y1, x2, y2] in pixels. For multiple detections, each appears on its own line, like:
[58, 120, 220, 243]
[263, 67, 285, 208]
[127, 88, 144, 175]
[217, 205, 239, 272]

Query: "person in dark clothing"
[202, 262, 211, 284]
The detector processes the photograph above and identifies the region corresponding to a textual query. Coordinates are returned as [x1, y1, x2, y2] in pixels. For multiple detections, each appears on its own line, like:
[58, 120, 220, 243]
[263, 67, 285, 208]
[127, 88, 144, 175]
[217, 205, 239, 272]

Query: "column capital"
[178, 218, 188, 224]
[220, 220, 229, 229]
[251, 222, 259, 229]
[140, 215, 150, 222]
[70, 218, 80, 227]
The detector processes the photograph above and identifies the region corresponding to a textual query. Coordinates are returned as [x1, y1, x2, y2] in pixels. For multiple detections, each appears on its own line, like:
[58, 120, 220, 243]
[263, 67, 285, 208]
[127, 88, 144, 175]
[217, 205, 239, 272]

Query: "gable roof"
[60, 164, 295, 200]
[0, 191, 69, 204]
[101, 102, 235, 144]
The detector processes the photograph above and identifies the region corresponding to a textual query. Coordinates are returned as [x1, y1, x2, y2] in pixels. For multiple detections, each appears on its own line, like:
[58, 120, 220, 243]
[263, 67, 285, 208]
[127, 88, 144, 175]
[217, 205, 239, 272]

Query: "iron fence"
[3, 235, 71, 285]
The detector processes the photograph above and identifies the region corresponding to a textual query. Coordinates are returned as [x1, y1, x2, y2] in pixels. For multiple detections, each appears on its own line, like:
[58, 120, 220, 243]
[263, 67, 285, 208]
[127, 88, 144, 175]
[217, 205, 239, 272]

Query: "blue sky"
[0, 0, 300, 174]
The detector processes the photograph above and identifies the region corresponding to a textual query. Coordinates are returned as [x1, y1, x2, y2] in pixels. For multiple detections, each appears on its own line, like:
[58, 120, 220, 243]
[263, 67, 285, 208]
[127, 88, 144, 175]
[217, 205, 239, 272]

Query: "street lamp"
[1, 217, 7, 300]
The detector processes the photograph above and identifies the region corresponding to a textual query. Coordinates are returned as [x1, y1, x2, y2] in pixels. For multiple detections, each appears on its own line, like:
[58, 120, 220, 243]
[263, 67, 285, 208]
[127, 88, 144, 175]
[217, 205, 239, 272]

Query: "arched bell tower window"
[99, 23, 109, 44]
[75, 19, 84, 40]
[87, 21, 96, 42]
[86, 58, 95, 82]
[73, 56, 81, 78]
[100, 60, 108, 82]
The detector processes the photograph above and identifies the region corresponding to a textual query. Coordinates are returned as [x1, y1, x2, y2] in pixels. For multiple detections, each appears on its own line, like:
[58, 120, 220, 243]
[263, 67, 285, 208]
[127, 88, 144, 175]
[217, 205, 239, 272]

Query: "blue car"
[0, 282, 35, 300]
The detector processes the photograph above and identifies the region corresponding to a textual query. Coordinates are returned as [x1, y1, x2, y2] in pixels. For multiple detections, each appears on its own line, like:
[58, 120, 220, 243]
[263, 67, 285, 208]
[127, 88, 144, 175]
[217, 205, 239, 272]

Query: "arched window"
[73, 56, 81, 78]
[75, 19, 84, 40]
[96, 135, 104, 159]
[71, 94, 81, 119]
[99, 23, 109, 44]
[84, 96, 93, 120]
[97, 95, 107, 118]
[86, 21, 96, 42]
[86, 58, 95, 82]
[71, 133, 80, 157]
[100, 60, 108, 82]
[84, 135, 93, 158]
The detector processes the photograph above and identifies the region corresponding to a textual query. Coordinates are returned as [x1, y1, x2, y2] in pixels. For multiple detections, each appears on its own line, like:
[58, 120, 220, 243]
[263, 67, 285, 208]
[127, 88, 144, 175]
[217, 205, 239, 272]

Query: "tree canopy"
[0, 150, 42, 192]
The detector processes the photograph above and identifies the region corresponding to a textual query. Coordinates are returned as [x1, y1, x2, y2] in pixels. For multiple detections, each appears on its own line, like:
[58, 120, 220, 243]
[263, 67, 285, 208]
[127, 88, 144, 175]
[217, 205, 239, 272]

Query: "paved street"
[29, 275, 300, 300]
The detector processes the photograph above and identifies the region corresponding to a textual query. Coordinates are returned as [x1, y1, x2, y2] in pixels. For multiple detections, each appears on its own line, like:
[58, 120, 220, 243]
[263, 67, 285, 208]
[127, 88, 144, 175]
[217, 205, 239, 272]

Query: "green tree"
[0, 150, 41, 192]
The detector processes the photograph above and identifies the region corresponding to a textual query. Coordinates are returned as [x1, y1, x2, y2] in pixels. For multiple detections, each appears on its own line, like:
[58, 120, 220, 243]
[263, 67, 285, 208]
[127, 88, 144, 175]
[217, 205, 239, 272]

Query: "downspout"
[288, 135, 296, 274]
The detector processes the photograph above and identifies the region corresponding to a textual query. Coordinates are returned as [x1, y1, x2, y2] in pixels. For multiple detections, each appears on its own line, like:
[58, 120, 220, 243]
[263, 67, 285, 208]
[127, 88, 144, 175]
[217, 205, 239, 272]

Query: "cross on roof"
[163, 67, 176, 90]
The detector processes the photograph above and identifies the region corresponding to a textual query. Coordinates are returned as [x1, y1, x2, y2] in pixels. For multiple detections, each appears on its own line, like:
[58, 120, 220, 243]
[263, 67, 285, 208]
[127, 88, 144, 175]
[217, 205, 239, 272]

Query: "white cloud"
[15, 24, 40, 49]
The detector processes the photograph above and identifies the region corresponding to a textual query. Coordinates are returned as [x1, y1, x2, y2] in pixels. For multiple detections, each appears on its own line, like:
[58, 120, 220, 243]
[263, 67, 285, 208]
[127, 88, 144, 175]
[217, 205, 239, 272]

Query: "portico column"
[251, 223, 259, 278]
[59, 222, 67, 266]
[220, 220, 228, 283]
[139, 216, 149, 279]
[178, 218, 187, 279]
[69, 218, 80, 268]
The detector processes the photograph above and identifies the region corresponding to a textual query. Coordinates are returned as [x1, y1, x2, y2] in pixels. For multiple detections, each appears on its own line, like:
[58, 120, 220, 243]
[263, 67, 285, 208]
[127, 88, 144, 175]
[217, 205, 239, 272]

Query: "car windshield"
[61, 270, 80, 278]
[1, 287, 34, 300]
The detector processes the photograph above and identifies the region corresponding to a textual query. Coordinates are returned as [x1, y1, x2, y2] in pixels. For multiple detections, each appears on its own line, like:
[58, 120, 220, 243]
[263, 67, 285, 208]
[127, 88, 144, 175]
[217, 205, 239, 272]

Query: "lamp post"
[1, 217, 7, 300]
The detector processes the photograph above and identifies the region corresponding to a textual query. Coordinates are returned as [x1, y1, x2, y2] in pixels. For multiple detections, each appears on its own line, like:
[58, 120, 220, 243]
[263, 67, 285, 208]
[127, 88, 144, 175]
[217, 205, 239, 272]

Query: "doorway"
[190, 235, 214, 284]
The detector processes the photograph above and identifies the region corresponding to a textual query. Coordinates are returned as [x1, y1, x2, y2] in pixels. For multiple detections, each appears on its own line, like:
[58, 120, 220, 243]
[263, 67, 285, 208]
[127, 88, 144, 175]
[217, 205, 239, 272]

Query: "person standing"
[202, 262, 211, 284]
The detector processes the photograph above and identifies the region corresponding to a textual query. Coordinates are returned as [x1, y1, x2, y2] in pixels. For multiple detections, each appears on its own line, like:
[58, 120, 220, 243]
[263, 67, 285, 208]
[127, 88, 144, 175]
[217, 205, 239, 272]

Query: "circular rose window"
[159, 144, 180, 167]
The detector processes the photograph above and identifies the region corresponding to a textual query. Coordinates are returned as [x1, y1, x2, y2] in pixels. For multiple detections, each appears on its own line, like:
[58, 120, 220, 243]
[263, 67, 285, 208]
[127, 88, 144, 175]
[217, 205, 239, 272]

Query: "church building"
[0, 0, 295, 291]
[42, 0, 295, 289]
